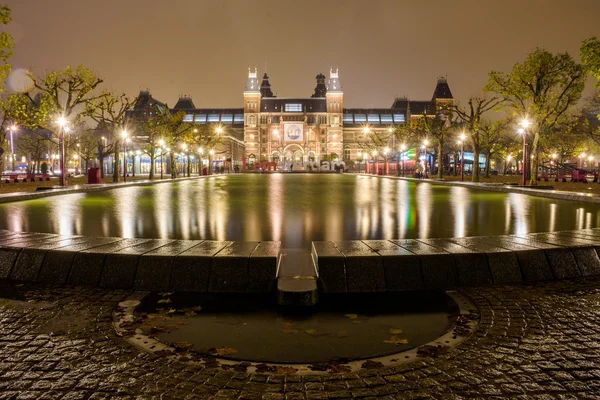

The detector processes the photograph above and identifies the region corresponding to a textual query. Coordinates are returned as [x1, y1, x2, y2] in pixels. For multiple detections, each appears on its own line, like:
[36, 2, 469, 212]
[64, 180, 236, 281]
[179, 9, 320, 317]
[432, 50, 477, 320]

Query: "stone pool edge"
[372, 174, 600, 204]
[1, 228, 600, 294]
[0, 175, 210, 204]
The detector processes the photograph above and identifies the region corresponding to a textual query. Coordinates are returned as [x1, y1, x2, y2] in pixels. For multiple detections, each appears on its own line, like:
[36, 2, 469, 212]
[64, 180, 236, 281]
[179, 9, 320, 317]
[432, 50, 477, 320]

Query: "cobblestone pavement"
[3, 278, 600, 399]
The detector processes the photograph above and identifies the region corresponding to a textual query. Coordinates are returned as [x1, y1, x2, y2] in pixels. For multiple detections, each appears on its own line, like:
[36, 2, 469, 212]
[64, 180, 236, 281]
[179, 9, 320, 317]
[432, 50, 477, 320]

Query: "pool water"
[0, 174, 599, 249]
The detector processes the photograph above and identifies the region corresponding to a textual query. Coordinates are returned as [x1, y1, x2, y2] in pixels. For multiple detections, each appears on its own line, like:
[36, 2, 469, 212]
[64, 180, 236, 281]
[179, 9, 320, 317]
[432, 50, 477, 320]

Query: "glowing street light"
[458, 132, 466, 181]
[121, 130, 128, 182]
[55, 117, 69, 186]
[399, 143, 406, 177]
[518, 119, 531, 186]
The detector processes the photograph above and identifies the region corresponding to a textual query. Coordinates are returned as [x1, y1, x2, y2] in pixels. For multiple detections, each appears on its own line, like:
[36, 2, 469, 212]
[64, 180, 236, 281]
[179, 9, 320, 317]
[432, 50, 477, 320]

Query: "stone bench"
[0, 230, 280, 293]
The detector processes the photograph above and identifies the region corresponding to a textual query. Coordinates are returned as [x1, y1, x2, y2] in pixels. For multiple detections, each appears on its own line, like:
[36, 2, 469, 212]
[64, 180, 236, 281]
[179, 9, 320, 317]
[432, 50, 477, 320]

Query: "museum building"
[126, 69, 453, 169]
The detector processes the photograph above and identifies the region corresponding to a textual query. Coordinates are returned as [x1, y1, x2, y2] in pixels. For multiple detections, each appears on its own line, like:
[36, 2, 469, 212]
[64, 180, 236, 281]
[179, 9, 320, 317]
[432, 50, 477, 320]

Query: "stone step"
[276, 248, 318, 307]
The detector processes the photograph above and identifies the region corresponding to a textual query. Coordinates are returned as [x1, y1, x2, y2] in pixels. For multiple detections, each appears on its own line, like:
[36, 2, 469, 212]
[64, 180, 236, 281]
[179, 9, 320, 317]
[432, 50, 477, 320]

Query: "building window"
[285, 103, 302, 112]
[343, 114, 353, 123]
[195, 114, 207, 124]
[183, 114, 194, 122]
[331, 115, 339, 126]
[248, 115, 256, 127]
[393, 114, 405, 123]
[367, 114, 380, 124]
[354, 114, 366, 123]
[344, 149, 351, 160]
[208, 114, 220, 122]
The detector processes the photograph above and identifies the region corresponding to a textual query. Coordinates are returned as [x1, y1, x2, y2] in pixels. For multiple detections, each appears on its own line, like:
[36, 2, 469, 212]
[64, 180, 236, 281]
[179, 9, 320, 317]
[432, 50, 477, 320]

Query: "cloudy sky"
[4, 0, 600, 108]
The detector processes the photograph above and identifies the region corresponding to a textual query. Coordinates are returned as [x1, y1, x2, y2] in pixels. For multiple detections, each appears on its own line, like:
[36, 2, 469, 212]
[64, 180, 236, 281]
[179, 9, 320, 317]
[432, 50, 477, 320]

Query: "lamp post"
[399, 144, 406, 177]
[422, 139, 429, 178]
[158, 139, 165, 179]
[209, 149, 215, 175]
[56, 118, 68, 186]
[372, 150, 378, 175]
[518, 119, 531, 186]
[121, 130, 128, 183]
[199, 147, 204, 176]
[9, 125, 16, 172]
[459, 133, 466, 181]
[357, 151, 362, 173]
[384, 147, 390, 175]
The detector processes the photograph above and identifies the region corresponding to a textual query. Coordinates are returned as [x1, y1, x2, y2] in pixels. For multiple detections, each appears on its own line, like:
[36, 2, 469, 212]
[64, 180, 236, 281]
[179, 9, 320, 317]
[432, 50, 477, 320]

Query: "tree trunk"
[113, 141, 121, 183]
[437, 140, 443, 179]
[149, 147, 155, 180]
[453, 152, 458, 176]
[471, 136, 481, 183]
[170, 150, 177, 179]
[485, 152, 491, 178]
[529, 132, 540, 186]
[187, 156, 191, 177]
[99, 151, 105, 178]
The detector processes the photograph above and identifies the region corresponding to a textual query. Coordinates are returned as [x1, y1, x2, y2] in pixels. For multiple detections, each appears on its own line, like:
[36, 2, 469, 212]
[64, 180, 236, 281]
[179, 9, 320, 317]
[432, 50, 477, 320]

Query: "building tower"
[326, 68, 343, 160]
[243, 68, 261, 162]
[260, 73, 275, 98]
[432, 77, 454, 113]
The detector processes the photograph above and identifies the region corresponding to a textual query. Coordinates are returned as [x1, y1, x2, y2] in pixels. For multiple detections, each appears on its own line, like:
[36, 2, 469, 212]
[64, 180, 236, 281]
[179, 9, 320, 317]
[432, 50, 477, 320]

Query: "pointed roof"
[173, 96, 196, 110]
[260, 72, 275, 98]
[312, 73, 327, 98]
[132, 90, 167, 111]
[432, 77, 453, 101]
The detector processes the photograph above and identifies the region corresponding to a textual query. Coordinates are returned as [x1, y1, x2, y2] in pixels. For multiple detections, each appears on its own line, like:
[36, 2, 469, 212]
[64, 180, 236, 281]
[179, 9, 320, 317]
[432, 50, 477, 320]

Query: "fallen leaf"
[275, 366, 297, 374]
[389, 328, 403, 335]
[158, 292, 173, 297]
[292, 275, 316, 280]
[336, 331, 349, 338]
[383, 335, 409, 345]
[210, 347, 238, 357]
[305, 329, 329, 337]
[174, 341, 193, 349]
[185, 311, 197, 317]
[362, 360, 383, 369]
[157, 298, 172, 304]
[345, 314, 358, 319]
[282, 329, 299, 335]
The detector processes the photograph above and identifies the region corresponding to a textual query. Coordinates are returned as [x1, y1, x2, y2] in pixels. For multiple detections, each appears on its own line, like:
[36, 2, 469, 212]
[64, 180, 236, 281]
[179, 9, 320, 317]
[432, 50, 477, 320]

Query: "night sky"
[3, 0, 600, 108]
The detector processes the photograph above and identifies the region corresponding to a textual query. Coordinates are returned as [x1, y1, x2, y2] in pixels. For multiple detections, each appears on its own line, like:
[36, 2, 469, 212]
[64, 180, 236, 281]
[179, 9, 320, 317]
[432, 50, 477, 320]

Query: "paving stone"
[172, 241, 231, 292]
[209, 241, 259, 292]
[9, 248, 47, 282]
[449, 238, 522, 284]
[132, 240, 202, 291]
[335, 241, 384, 292]
[248, 241, 280, 293]
[0, 247, 20, 279]
[392, 240, 458, 290]
[311, 241, 346, 293]
[419, 239, 492, 287]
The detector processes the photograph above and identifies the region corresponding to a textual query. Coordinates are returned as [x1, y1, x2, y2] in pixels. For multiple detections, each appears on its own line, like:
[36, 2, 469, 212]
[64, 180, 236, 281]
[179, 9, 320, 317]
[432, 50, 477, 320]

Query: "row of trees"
[361, 38, 600, 185]
[0, 5, 224, 183]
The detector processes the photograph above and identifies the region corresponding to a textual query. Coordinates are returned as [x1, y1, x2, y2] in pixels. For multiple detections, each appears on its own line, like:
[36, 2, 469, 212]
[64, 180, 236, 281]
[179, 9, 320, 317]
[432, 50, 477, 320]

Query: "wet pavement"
[3, 277, 600, 399]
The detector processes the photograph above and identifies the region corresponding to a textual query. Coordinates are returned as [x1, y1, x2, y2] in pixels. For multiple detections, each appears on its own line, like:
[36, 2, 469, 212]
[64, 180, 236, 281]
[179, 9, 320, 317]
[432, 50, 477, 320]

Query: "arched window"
[248, 115, 256, 127]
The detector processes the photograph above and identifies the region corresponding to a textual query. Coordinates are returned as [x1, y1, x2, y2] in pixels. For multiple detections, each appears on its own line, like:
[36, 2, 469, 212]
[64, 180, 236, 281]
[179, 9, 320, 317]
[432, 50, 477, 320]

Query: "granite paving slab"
[418, 239, 492, 287]
[335, 241, 384, 292]
[0, 247, 20, 279]
[100, 240, 174, 289]
[392, 239, 458, 289]
[171, 241, 231, 292]
[447, 237, 522, 284]
[247, 241, 280, 293]
[311, 241, 346, 293]
[209, 241, 259, 292]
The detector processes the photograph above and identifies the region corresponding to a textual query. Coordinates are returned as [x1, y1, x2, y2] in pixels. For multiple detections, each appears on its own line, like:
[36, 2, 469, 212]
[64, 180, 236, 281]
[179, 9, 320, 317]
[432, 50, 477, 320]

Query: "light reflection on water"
[1, 174, 599, 249]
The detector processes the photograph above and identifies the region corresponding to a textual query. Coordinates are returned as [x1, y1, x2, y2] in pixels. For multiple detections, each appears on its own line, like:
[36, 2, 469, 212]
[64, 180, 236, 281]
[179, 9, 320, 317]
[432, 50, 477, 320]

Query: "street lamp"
[9, 124, 16, 172]
[372, 150, 378, 175]
[199, 147, 204, 176]
[121, 130, 128, 182]
[459, 132, 466, 181]
[384, 147, 390, 175]
[422, 139, 429, 178]
[56, 117, 68, 186]
[399, 143, 406, 177]
[519, 119, 531, 186]
[209, 149, 215, 175]
[158, 139, 165, 179]
[357, 151, 362, 173]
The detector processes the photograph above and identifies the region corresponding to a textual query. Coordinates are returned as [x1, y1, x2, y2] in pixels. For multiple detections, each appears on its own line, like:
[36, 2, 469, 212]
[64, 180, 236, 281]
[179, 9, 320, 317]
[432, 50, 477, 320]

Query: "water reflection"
[1, 175, 600, 249]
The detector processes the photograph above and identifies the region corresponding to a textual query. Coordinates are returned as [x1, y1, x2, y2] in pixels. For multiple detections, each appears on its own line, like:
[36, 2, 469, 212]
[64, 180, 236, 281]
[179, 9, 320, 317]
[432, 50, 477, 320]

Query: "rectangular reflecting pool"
[0, 174, 599, 249]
